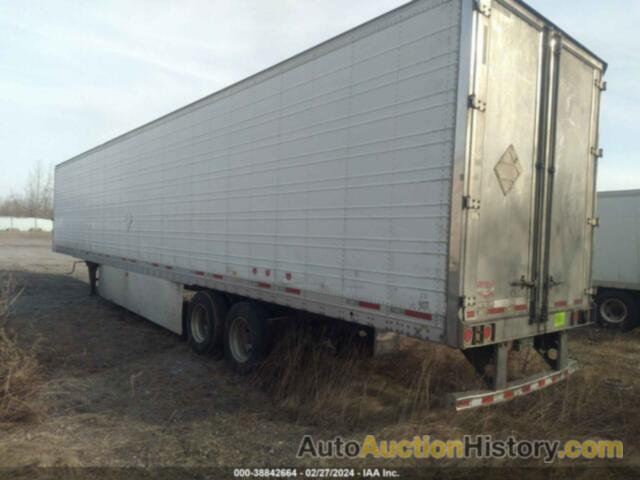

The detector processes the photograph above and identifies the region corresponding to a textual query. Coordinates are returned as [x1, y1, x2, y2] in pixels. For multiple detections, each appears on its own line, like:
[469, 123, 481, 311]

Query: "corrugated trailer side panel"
[593, 191, 640, 290]
[54, 0, 462, 338]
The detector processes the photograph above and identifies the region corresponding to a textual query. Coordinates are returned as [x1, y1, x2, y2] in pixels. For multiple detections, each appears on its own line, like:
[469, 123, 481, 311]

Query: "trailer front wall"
[54, 0, 462, 337]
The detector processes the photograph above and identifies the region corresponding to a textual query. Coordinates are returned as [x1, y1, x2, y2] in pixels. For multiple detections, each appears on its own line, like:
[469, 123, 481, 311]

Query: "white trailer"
[53, 0, 606, 409]
[593, 190, 640, 330]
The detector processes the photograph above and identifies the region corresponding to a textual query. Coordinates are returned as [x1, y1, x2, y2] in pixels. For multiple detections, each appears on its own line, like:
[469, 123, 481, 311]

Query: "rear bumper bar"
[450, 360, 577, 411]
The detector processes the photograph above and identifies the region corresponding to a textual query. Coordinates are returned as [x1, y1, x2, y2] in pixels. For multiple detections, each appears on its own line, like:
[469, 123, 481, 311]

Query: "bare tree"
[0, 161, 54, 219]
[24, 161, 53, 219]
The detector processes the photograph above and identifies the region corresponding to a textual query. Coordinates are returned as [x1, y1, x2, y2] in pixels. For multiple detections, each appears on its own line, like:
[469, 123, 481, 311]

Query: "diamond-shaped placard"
[494, 145, 522, 196]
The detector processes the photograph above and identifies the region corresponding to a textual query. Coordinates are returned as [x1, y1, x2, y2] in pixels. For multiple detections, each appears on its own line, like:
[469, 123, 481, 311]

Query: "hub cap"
[229, 316, 254, 363]
[600, 298, 628, 325]
[190, 303, 210, 343]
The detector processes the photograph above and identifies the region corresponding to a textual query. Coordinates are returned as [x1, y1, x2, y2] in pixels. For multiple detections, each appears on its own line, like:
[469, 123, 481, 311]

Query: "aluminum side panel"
[98, 265, 184, 334]
[54, 0, 462, 331]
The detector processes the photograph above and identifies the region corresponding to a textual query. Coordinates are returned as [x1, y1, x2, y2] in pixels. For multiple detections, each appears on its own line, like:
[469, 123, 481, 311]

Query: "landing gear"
[86, 262, 99, 295]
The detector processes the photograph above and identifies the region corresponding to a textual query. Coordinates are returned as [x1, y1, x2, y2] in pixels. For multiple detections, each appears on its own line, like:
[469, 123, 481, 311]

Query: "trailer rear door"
[543, 42, 603, 316]
[461, 3, 544, 322]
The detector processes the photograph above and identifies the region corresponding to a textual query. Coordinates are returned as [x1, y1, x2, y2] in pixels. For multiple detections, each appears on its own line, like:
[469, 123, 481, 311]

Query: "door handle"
[511, 275, 535, 289]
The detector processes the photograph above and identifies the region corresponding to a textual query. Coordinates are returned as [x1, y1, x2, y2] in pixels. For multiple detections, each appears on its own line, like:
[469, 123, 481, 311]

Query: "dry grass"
[0, 274, 40, 424]
[252, 320, 640, 468]
[251, 321, 481, 428]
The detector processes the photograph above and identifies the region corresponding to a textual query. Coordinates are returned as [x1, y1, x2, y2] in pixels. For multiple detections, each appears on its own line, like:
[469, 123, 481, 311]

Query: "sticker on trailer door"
[476, 280, 496, 298]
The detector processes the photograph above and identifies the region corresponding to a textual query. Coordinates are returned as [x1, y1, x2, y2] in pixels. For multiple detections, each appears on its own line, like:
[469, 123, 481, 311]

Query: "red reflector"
[257, 282, 271, 289]
[573, 299, 583, 305]
[522, 385, 531, 393]
[483, 325, 492, 339]
[538, 379, 546, 387]
[463, 328, 473, 343]
[457, 399, 471, 408]
[265, 269, 271, 277]
[252, 267, 258, 274]
[503, 390, 514, 399]
[514, 304, 527, 312]
[285, 287, 301, 295]
[405, 309, 432, 321]
[194, 271, 205, 276]
[359, 301, 380, 311]
[285, 272, 292, 280]
[482, 396, 494, 405]
[466, 310, 476, 319]
[212, 274, 223, 280]
[487, 307, 505, 315]
[554, 300, 567, 307]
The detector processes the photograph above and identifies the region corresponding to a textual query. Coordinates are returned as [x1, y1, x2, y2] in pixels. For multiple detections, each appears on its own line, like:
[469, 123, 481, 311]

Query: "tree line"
[0, 162, 53, 220]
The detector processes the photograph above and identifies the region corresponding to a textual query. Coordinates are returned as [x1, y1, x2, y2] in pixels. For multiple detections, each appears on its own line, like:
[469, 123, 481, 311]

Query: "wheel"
[223, 302, 272, 374]
[187, 291, 228, 354]
[596, 290, 638, 331]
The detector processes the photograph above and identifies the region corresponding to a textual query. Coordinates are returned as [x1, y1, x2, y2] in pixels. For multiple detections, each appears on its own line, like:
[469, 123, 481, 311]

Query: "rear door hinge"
[595, 78, 607, 91]
[585, 287, 597, 296]
[591, 147, 604, 158]
[468, 94, 486, 112]
[474, 0, 492, 17]
[463, 196, 481, 210]
[587, 217, 600, 227]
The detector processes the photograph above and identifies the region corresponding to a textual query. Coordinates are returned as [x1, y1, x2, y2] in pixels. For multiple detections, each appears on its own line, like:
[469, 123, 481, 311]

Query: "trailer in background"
[0, 217, 53, 232]
[53, 0, 606, 409]
[593, 190, 640, 331]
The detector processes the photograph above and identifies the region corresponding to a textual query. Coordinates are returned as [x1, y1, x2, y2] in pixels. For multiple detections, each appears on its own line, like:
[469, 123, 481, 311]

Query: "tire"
[187, 291, 228, 354]
[223, 302, 272, 374]
[596, 290, 638, 331]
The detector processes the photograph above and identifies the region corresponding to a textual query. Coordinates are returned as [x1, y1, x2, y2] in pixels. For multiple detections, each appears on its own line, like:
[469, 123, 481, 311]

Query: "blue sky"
[0, 0, 638, 196]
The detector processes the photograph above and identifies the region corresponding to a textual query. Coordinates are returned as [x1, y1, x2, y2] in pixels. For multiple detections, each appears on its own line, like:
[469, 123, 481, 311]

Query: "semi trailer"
[593, 190, 640, 331]
[53, 0, 606, 410]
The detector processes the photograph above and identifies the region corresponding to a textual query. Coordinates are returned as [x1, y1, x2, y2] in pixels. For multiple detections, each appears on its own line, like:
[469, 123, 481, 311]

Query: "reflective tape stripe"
[454, 365, 576, 411]
[359, 301, 380, 311]
[404, 309, 432, 321]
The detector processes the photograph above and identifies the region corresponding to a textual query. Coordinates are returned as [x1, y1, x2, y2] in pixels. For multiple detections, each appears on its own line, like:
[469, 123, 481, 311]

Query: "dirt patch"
[0, 232, 638, 477]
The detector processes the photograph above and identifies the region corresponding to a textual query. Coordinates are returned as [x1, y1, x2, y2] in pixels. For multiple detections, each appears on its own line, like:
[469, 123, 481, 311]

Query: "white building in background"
[0, 217, 53, 232]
